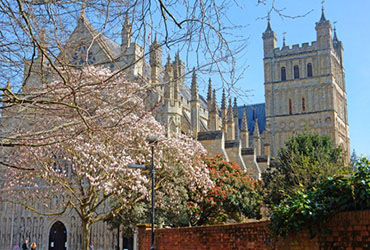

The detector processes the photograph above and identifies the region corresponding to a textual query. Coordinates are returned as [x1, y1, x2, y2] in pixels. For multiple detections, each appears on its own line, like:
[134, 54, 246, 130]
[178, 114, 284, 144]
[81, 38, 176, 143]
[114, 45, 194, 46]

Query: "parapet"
[256, 156, 268, 163]
[197, 130, 228, 161]
[273, 41, 317, 57]
[241, 147, 255, 156]
[225, 140, 240, 148]
[197, 131, 223, 141]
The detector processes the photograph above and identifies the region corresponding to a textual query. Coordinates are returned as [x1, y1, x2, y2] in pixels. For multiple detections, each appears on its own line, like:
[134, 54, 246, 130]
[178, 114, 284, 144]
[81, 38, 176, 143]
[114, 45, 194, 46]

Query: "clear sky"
[201, 0, 370, 157]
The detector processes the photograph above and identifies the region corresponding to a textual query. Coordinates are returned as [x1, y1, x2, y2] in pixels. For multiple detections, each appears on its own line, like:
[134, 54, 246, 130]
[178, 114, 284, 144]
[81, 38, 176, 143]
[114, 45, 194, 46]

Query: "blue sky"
[197, 0, 370, 157]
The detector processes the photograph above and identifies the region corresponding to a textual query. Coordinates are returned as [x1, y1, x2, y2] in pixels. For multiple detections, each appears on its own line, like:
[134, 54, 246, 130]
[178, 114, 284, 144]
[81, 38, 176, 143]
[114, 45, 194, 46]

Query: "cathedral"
[0, 8, 350, 250]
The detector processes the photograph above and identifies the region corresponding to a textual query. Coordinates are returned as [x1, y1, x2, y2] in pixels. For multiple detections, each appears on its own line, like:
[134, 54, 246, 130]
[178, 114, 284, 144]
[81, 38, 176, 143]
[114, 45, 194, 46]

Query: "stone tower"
[263, 9, 350, 158]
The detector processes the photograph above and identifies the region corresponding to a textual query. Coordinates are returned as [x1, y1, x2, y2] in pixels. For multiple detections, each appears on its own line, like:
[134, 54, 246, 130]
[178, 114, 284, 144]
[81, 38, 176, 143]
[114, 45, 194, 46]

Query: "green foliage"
[262, 133, 348, 207]
[351, 158, 370, 208]
[105, 201, 150, 236]
[184, 155, 263, 226]
[270, 157, 370, 237]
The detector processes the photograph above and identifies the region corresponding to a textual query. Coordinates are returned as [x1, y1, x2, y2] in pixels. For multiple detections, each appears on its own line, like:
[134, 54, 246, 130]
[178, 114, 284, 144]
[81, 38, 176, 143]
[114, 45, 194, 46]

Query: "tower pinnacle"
[283, 32, 287, 47]
[211, 89, 217, 111]
[333, 22, 338, 41]
[121, 12, 132, 48]
[264, 14, 274, 34]
[78, 4, 87, 24]
[262, 15, 277, 58]
[319, 5, 327, 23]
[253, 117, 260, 137]
[221, 88, 226, 110]
[207, 78, 212, 101]
[241, 106, 248, 132]
[233, 97, 238, 117]
[227, 98, 234, 122]
[191, 68, 199, 101]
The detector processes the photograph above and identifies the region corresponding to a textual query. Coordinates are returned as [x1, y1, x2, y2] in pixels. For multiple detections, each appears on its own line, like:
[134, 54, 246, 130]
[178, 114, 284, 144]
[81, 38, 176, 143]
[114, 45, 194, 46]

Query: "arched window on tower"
[289, 99, 293, 115]
[302, 97, 306, 112]
[294, 65, 300, 79]
[307, 63, 313, 77]
[281, 67, 286, 81]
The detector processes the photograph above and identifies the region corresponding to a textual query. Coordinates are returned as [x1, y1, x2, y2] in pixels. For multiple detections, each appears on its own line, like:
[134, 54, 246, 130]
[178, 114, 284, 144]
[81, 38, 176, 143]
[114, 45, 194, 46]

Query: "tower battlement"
[273, 41, 317, 57]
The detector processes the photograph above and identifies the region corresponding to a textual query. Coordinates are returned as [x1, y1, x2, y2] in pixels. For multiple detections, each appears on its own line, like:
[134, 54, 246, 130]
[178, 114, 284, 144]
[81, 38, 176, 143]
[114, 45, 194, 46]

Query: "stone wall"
[225, 140, 246, 170]
[241, 148, 261, 179]
[138, 210, 370, 250]
[0, 202, 117, 250]
[197, 131, 228, 161]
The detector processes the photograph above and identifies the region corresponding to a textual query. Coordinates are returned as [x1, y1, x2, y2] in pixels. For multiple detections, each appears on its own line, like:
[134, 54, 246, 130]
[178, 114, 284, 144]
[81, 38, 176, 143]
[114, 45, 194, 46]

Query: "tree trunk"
[81, 219, 91, 250]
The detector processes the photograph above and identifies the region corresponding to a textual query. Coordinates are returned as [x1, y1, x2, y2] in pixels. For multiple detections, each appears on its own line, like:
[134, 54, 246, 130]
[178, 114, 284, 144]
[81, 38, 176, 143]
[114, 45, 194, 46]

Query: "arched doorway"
[49, 221, 67, 250]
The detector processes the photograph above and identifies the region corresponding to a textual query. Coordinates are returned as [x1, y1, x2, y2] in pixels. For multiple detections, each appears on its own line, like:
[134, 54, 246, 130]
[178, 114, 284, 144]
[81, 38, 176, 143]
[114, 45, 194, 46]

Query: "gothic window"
[302, 97, 306, 112]
[289, 99, 293, 115]
[294, 65, 300, 79]
[281, 67, 286, 81]
[307, 63, 313, 77]
[72, 46, 96, 65]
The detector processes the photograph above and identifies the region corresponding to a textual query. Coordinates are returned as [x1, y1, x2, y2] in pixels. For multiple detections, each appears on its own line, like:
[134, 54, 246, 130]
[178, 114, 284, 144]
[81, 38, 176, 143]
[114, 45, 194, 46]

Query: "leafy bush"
[263, 133, 347, 208]
[185, 154, 263, 226]
[270, 157, 370, 237]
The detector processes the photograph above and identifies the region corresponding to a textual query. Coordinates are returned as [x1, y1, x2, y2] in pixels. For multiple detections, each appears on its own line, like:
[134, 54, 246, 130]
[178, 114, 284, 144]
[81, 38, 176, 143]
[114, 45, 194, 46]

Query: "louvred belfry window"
[307, 63, 313, 77]
[294, 65, 300, 79]
[281, 67, 286, 81]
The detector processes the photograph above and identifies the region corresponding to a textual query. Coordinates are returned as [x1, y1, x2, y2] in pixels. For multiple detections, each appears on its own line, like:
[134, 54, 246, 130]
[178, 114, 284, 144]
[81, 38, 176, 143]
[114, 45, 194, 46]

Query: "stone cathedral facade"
[0, 9, 349, 250]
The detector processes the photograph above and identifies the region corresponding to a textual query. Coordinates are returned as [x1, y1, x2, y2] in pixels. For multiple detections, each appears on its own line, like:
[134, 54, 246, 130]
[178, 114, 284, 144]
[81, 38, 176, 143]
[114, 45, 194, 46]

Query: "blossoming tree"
[0, 66, 212, 250]
[110, 154, 263, 230]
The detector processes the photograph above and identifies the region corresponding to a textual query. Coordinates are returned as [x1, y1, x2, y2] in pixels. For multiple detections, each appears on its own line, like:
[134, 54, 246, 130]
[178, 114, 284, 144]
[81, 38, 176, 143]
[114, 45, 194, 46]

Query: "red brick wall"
[138, 210, 370, 250]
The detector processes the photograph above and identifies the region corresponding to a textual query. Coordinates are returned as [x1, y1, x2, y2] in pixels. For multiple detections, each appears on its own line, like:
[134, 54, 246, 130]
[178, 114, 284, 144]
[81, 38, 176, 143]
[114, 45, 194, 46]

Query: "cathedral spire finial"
[121, 11, 132, 48]
[211, 89, 217, 112]
[207, 78, 212, 101]
[320, 2, 327, 22]
[38, 29, 47, 58]
[212, 89, 217, 104]
[227, 98, 234, 122]
[265, 14, 273, 33]
[165, 54, 172, 72]
[164, 54, 173, 82]
[124, 11, 130, 25]
[154, 32, 158, 43]
[80, 4, 86, 17]
[221, 88, 226, 110]
[333, 21, 338, 41]
[241, 106, 248, 132]
[175, 50, 180, 61]
[78, 4, 87, 23]
[191, 68, 199, 101]
[233, 97, 238, 117]
[151, 33, 159, 46]
[167, 54, 171, 64]
[283, 32, 287, 47]
[253, 117, 260, 136]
